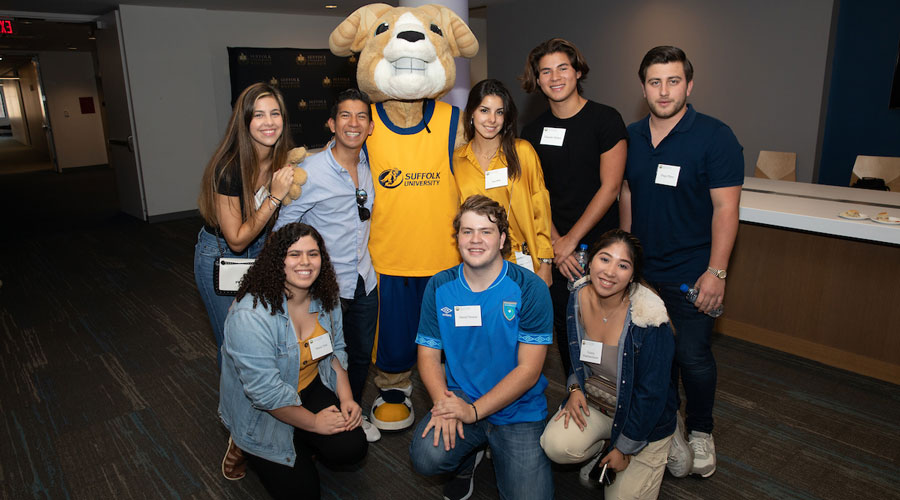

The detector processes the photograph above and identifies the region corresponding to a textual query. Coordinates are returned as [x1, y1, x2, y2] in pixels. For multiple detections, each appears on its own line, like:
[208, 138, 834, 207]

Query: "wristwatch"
[707, 266, 727, 279]
[568, 383, 581, 393]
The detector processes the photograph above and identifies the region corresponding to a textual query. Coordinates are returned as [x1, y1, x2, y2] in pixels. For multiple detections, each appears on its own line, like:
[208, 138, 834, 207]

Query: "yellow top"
[297, 318, 328, 392]
[454, 138, 553, 269]
[366, 100, 461, 276]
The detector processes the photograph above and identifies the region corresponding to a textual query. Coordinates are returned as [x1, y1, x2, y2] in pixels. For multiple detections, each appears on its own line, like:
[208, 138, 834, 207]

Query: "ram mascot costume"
[330, 3, 478, 431]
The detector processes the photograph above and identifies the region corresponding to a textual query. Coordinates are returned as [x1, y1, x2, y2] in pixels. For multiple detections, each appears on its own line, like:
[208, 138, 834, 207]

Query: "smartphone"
[598, 462, 609, 483]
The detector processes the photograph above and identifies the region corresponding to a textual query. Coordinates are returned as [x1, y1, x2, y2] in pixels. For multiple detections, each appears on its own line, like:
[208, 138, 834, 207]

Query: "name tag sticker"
[579, 339, 603, 364]
[514, 251, 535, 272]
[454, 305, 482, 327]
[308, 334, 334, 360]
[655, 164, 681, 187]
[485, 167, 509, 189]
[539, 127, 566, 146]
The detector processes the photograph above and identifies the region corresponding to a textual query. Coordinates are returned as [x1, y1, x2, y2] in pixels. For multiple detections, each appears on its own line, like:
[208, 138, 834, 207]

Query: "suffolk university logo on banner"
[228, 47, 357, 149]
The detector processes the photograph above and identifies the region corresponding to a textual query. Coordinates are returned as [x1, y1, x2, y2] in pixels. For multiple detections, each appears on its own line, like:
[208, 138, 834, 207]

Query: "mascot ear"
[425, 5, 479, 59]
[329, 3, 394, 56]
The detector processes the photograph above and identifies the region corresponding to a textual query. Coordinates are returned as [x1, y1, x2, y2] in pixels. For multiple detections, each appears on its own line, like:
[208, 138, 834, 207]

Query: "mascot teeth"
[391, 57, 428, 74]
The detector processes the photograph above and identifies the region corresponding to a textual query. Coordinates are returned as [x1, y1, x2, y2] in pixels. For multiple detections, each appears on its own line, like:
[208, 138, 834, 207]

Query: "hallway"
[0, 135, 54, 175]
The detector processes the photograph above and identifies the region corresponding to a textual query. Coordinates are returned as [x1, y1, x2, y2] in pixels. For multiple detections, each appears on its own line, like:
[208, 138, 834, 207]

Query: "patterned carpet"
[1, 167, 898, 499]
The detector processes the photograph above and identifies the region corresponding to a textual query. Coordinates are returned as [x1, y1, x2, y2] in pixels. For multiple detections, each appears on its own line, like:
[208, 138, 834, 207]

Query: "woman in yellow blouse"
[455, 79, 554, 286]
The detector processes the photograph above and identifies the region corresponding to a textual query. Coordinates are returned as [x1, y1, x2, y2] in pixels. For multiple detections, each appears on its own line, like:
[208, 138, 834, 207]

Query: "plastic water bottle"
[567, 244, 589, 291]
[680, 283, 724, 318]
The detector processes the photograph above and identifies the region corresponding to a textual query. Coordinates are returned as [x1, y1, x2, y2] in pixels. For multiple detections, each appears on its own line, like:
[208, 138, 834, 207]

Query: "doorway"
[0, 54, 54, 174]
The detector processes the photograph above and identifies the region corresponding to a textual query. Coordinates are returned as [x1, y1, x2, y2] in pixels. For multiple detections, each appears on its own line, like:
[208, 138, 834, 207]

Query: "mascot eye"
[430, 24, 443, 36]
[375, 23, 389, 35]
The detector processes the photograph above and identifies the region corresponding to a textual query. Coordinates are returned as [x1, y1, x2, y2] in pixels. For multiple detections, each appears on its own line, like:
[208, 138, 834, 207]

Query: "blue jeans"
[654, 282, 717, 434]
[340, 275, 378, 406]
[409, 392, 553, 500]
[193, 227, 266, 368]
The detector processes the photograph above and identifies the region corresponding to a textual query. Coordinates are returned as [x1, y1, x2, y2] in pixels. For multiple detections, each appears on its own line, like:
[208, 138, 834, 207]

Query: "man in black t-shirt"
[520, 38, 627, 378]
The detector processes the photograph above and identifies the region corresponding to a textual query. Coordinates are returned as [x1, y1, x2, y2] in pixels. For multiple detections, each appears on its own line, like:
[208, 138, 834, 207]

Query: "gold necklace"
[595, 295, 628, 323]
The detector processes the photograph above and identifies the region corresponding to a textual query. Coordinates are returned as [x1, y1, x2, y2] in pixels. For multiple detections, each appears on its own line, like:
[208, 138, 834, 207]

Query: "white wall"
[486, 0, 834, 182]
[117, 5, 347, 217]
[17, 61, 48, 154]
[39, 51, 109, 169]
[1, 80, 27, 143]
[468, 16, 487, 86]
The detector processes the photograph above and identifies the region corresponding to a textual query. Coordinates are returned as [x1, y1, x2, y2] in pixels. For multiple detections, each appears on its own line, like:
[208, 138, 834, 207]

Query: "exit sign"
[0, 20, 12, 34]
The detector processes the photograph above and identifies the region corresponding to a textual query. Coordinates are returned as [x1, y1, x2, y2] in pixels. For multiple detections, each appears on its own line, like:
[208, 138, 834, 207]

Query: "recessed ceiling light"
[325, 4, 338, 8]
[67, 46, 77, 50]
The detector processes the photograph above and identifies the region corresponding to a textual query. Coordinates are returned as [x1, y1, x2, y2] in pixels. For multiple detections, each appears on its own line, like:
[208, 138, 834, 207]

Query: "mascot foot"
[370, 385, 414, 431]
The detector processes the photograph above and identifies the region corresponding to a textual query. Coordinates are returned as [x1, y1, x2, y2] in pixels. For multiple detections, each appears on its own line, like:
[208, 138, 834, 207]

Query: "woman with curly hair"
[194, 82, 296, 371]
[218, 223, 367, 497]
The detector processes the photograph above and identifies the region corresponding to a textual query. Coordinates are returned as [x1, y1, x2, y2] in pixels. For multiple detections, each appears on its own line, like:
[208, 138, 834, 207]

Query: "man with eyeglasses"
[274, 88, 381, 443]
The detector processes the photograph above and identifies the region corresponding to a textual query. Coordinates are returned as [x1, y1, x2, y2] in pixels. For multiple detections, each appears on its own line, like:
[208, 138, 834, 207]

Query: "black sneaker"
[443, 450, 485, 500]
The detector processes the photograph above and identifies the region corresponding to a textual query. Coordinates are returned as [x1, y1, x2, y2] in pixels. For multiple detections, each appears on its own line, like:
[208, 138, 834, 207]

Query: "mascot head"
[329, 3, 479, 103]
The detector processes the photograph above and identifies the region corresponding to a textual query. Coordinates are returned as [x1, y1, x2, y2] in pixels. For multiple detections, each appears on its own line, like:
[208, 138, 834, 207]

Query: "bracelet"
[538, 258, 553, 265]
[470, 403, 478, 422]
[267, 194, 282, 209]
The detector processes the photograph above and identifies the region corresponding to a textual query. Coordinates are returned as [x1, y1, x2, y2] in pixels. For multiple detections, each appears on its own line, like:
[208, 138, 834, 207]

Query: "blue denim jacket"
[218, 294, 348, 466]
[564, 281, 678, 455]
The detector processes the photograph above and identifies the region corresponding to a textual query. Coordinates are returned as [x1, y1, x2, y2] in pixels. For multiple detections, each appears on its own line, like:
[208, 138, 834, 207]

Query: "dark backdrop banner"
[227, 47, 358, 149]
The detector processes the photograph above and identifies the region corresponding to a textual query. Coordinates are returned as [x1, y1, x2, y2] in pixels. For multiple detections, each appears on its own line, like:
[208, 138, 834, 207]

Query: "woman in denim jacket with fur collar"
[218, 223, 366, 498]
[541, 230, 677, 499]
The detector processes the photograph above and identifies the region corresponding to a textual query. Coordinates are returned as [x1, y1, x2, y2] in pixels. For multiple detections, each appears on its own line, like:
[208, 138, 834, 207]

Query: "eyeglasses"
[356, 188, 370, 221]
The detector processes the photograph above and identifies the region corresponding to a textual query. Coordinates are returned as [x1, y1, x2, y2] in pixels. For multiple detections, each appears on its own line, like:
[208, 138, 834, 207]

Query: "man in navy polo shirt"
[620, 46, 743, 480]
[409, 195, 553, 500]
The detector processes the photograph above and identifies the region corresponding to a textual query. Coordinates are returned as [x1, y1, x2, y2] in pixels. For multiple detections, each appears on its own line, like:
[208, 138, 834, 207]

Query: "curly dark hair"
[235, 223, 340, 314]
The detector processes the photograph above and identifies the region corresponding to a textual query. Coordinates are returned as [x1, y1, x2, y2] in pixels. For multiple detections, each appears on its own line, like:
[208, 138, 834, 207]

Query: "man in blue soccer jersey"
[409, 195, 553, 500]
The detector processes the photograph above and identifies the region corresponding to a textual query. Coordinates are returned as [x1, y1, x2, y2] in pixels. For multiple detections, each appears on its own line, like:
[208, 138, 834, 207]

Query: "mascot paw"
[283, 147, 309, 205]
[370, 387, 415, 431]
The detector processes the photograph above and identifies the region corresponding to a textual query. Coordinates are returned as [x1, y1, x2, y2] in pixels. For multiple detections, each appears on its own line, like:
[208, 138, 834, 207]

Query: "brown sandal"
[221, 436, 247, 480]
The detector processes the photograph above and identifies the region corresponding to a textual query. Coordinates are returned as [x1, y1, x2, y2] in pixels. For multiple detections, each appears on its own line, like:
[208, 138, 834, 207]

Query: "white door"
[95, 10, 147, 220]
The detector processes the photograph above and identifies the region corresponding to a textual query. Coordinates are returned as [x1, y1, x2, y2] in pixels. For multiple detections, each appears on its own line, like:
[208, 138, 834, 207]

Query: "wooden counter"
[720, 178, 900, 384]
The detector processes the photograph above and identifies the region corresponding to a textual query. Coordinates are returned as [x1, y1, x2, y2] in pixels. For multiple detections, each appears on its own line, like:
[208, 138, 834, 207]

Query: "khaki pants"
[606, 434, 672, 500]
[540, 407, 612, 463]
[541, 408, 673, 500]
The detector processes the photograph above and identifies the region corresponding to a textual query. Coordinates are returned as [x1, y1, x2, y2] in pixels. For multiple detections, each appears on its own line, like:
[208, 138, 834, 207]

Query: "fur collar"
[629, 283, 669, 328]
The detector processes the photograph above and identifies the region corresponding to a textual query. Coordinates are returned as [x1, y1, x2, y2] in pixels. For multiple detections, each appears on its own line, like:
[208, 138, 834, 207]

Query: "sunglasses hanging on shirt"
[356, 188, 370, 221]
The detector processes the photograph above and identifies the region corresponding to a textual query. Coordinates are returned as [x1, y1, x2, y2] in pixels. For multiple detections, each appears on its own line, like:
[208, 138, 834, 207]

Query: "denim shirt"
[218, 294, 348, 466]
[564, 280, 678, 455]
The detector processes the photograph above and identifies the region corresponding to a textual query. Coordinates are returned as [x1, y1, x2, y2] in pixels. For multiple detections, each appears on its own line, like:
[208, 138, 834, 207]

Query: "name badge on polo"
[540, 127, 566, 146]
[579, 339, 603, 364]
[485, 167, 509, 189]
[308, 334, 334, 360]
[454, 305, 482, 327]
[655, 164, 681, 187]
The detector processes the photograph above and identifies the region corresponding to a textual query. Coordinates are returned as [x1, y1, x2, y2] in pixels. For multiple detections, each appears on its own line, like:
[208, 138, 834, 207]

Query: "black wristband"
[470, 403, 478, 422]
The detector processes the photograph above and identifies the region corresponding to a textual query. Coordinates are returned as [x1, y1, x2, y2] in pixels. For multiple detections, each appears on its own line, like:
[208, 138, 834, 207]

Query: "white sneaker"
[577, 447, 605, 489]
[688, 430, 716, 478]
[361, 416, 381, 443]
[666, 413, 693, 478]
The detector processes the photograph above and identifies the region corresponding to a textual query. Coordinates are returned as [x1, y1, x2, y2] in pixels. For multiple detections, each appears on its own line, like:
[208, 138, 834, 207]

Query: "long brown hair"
[198, 83, 294, 227]
[463, 79, 522, 180]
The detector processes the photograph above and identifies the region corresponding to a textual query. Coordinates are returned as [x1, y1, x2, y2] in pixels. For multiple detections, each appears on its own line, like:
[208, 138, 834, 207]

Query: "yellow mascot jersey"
[366, 100, 461, 276]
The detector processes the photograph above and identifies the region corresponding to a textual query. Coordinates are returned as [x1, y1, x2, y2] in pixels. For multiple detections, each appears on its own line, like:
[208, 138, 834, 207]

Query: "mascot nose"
[397, 30, 425, 43]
